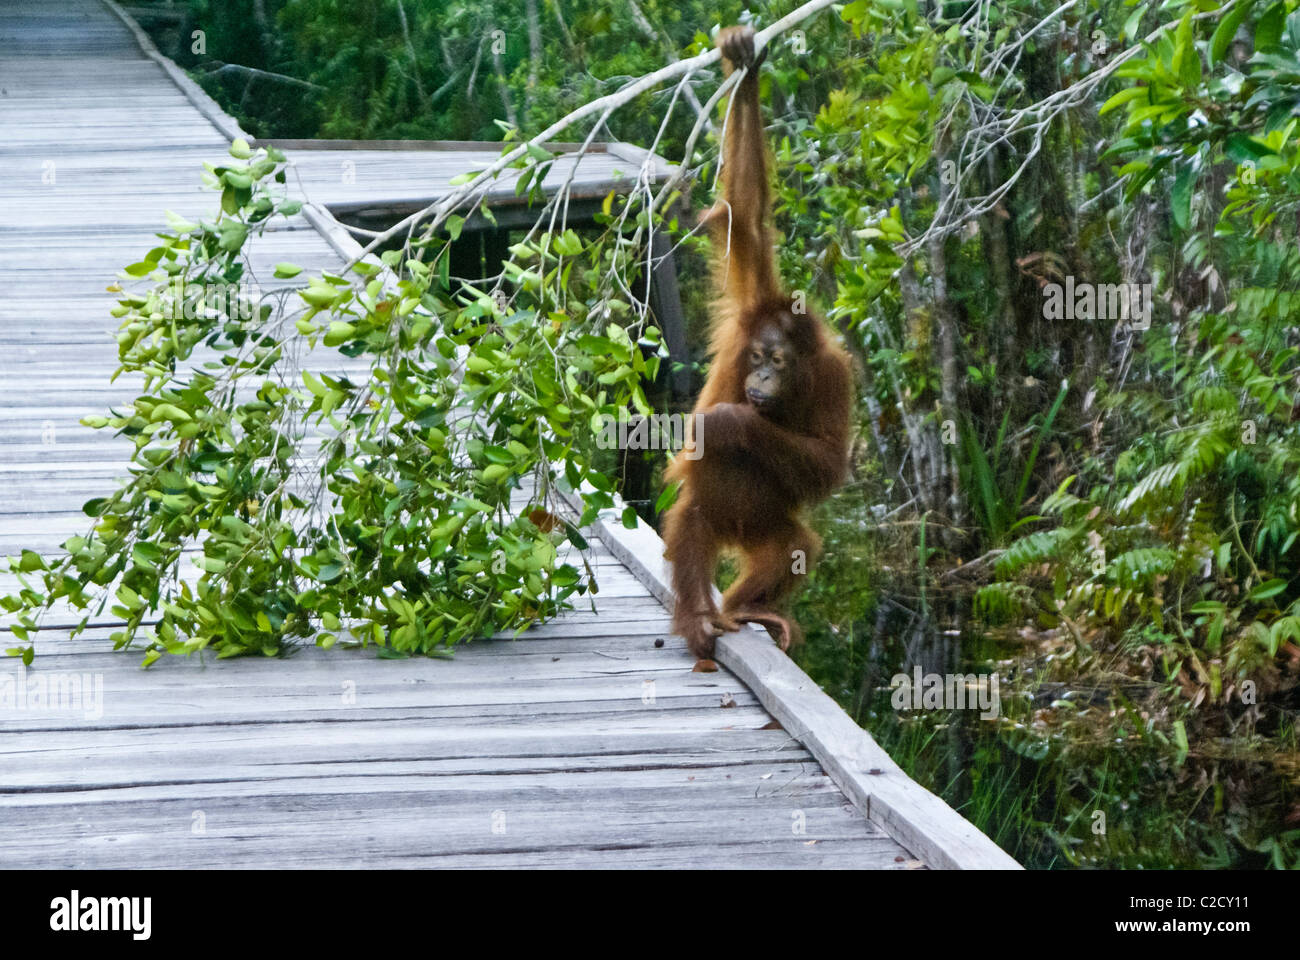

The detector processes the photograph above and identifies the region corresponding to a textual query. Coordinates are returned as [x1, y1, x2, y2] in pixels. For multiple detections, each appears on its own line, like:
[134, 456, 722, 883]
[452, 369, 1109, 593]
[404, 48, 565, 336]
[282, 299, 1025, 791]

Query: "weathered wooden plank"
[0, 640, 711, 691]
[0, 689, 761, 733]
[558, 485, 1021, 869]
[0, 785, 861, 831]
[0, 617, 674, 659]
[0, 730, 805, 788]
[0, 838, 909, 870]
[0, 810, 903, 870]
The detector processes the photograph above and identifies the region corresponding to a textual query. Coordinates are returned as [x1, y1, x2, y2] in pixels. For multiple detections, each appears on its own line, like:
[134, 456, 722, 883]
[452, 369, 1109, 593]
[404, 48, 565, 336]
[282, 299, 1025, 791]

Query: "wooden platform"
[0, 0, 1018, 869]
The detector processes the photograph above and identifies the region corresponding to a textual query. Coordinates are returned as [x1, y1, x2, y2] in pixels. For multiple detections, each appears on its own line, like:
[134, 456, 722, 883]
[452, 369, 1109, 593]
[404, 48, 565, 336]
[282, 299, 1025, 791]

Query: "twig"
[198, 62, 324, 92]
[901, 0, 1242, 257]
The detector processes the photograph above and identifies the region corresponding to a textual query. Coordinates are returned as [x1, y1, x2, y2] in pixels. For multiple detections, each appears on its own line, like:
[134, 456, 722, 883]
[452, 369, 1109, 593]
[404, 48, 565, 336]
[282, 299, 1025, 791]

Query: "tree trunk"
[467, 34, 484, 102]
[525, 0, 541, 121]
[396, 0, 427, 103]
[929, 169, 964, 542]
[980, 151, 1018, 382]
[550, 0, 584, 69]
[492, 38, 518, 128]
[898, 257, 943, 512]
[252, 0, 274, 58]
[626, 0, 711, 127]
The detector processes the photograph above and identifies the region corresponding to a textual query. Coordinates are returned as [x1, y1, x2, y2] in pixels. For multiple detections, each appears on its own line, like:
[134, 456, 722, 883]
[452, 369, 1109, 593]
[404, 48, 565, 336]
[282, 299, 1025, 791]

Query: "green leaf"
[1211, 0, 1255, 65]
[327, 321, 358, 348]
[229, 138, 253, 159]
[218, 220, 248, 252]
[1122, 4, 1146, 41]
[873, 129, 901, 149]
[164, 210, 199, 234]
[302, 370, 329, 396]
[1099, 86, 1150, 116]
[1172, 719, 1189, 765]
[274, 262, 302, 278]
[563, 522, 588, 550]
[1175, 12, 1201, 88]
[1256, 1, 1286, 51]
[150, 403, 191, 423]
[621, 505, 639, 530]
[931, 66, 957, 87]
[1171, 163, 1196, 230]
[300, 285, 340, 308]
[131, 542, 163, 570]
[555, 229, 583, 256]
[1224, 132, 1276, 164]
[1249, 578, 1287, 601]
[655, 481, 681, 514]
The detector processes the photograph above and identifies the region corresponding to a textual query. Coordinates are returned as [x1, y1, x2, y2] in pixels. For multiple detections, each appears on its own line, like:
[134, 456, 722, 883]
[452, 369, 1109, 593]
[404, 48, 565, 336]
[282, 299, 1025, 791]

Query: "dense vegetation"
[9, 0, 1299, 867]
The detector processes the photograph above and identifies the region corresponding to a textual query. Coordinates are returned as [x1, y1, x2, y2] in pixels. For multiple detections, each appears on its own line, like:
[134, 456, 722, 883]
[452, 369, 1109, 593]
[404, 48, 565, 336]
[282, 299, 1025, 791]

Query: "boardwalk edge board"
[99, 0, 251, 144]
[100, 0, 672, 283]
[300, 202, 371, 264]
[100, 0, 387, 269]
[557, 485, 1022, 871]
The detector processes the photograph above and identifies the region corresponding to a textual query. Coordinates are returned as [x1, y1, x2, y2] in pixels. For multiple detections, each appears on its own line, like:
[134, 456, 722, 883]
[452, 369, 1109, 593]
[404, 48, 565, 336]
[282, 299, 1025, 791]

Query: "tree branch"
[198, 63, 324, 92]
[344, 0, 840, 272]
[900, 0, 1242, 258]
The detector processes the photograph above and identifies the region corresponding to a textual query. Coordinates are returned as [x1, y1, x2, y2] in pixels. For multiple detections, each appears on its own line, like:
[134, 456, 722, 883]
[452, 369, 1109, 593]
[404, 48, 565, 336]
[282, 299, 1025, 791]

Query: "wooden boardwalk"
[0, 0, 1017, 869]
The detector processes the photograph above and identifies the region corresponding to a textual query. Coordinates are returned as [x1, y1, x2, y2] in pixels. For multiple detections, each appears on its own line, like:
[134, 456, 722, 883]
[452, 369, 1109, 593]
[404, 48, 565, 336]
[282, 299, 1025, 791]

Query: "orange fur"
[662, 26, 853, 659]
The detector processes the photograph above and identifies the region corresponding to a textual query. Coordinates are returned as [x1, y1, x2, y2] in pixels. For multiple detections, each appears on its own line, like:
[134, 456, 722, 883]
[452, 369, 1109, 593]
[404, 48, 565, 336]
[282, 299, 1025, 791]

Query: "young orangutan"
[661, 25, 852, 660]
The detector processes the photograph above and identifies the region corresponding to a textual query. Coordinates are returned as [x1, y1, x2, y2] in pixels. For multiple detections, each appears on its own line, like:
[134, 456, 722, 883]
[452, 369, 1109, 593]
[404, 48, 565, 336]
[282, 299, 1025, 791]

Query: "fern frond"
[974, 581, 1035, 621]
[1109, 547, 1175, 586]
[995, 526, 1082, 578]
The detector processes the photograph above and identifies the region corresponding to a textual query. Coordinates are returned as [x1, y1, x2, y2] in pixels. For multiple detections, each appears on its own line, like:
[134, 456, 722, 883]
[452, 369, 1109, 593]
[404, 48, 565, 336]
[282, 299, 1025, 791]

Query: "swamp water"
[797, 600, 1300, 869]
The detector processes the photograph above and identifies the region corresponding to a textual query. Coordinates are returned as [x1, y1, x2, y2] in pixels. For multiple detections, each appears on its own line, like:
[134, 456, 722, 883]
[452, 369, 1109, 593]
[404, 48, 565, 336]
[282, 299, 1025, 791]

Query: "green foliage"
[2, 138, 665, 663]
[987, 0, 1300, 699]
[958, 381, 1067, 545]
[782, 0, 1300, 868]
[155, 0, 753, 150]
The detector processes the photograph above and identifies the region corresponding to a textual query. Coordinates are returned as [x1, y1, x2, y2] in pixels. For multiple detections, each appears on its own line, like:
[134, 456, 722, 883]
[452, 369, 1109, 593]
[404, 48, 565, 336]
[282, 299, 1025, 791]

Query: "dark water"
[799, 599, 1300, 869]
